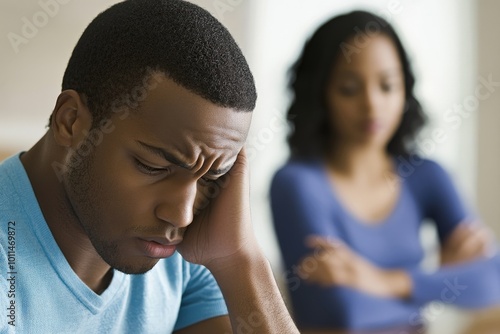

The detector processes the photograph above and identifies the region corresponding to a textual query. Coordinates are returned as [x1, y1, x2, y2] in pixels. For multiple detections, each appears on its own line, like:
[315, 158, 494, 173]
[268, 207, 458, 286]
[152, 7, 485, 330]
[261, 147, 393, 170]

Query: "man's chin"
[111, 259, 160, 275]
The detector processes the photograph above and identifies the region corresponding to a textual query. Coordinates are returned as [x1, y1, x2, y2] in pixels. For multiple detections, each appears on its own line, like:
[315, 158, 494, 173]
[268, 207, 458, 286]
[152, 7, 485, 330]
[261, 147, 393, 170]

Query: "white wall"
[477, 0, 500, 237]
[0, 0, 121, 151]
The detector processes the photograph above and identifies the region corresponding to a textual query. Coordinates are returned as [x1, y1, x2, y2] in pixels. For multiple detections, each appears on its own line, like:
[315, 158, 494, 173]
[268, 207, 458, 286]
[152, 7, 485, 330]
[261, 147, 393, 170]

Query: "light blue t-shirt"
[0, 154, 228, 334]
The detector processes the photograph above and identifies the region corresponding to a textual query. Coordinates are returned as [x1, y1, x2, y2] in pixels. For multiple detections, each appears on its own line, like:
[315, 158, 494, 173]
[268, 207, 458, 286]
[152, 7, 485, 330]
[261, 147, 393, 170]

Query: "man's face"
[63, 77, 252, 274]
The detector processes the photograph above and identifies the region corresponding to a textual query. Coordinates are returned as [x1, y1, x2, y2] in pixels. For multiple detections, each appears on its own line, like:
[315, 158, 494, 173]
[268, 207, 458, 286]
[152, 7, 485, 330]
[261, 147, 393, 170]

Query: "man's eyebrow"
[135, 140, 233, 176]
[136, 140, 194, 169]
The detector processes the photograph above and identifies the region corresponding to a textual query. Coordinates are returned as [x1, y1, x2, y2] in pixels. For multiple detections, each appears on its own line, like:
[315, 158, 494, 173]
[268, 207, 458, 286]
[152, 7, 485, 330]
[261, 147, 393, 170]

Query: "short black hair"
[287, 10, 426, 160]
[56, 0, 256, 127]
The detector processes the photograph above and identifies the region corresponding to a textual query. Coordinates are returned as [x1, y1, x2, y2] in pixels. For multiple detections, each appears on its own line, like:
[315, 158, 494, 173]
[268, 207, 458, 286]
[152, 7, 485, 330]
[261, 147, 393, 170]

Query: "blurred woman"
[270, 10, 500, 332]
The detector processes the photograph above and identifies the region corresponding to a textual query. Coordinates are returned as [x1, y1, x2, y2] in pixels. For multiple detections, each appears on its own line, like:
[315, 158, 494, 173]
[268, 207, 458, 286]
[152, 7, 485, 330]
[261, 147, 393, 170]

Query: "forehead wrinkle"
[192, 141, 238, 177]
[135, 140, 195, 170]
[189, 121, 243, 149]
[198, 117, 249, 138]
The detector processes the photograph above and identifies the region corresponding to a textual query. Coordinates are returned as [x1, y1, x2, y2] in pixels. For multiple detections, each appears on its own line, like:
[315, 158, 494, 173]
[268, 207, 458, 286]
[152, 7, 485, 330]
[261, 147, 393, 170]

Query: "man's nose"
[154, 175, 197, 228]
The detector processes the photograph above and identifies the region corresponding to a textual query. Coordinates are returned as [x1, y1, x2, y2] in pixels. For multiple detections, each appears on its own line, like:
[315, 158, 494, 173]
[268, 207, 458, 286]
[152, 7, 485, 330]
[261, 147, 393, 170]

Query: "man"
[0, 0, 299, 333]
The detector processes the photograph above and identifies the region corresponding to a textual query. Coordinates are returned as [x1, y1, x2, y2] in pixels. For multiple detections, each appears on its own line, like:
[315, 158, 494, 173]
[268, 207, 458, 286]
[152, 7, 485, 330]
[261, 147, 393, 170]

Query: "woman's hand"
[297, 236, 411, 298]
[440, 222, 496, 266]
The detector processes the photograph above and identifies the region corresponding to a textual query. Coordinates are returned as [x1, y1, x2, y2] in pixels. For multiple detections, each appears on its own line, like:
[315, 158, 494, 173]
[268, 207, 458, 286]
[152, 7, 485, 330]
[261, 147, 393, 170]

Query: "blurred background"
[1, 0, 499, 333]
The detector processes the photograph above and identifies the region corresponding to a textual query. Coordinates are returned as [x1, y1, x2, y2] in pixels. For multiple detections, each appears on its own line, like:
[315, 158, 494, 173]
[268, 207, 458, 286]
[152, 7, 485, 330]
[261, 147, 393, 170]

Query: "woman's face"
[326, 34, 406, 149]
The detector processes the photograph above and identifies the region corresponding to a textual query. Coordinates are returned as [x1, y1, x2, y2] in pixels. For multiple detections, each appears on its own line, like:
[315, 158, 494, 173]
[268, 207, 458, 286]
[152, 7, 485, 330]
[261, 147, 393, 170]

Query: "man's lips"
[138, 237, 182, 259]
[144, 236, 182, 246]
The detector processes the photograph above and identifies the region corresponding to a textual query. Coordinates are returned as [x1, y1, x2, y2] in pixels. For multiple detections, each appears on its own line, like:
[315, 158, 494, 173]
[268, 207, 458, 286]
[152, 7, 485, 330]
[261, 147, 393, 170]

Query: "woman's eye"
[381, 82, 400, 92]
[134, 159, 169, 176]
[381, 84, 393, 92]
[338, 86, 358, 96]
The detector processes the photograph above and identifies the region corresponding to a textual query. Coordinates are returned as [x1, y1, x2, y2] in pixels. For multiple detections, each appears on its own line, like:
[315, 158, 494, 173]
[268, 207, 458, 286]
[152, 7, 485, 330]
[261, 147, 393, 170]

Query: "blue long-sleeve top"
[270, 158, 500, 330]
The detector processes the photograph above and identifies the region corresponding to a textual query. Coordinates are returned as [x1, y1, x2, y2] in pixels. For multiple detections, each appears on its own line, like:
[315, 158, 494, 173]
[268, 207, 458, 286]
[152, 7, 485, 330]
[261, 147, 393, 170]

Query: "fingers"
[305, 235, 343, 250]
[235, 146, 248, 166]
[442, 221, 497, 265]
[298, 236, 384, 294]
[222, 147, 248, 183]
[445, 223, 472, 248]
[298, 236, 340, 283]
[306, 235, 360, 264]
[296, 251, 347, 286]
[446, 222, 482, 248]
[298, 235, 359, 286]
[213, 146, 249, 205]
[235, 146, 249, 170]
[458, 224, 495, 258]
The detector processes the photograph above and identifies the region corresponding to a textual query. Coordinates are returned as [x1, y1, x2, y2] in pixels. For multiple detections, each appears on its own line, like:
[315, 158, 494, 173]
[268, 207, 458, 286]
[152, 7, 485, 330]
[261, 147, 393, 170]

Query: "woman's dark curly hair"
[287, 10, 426, 160]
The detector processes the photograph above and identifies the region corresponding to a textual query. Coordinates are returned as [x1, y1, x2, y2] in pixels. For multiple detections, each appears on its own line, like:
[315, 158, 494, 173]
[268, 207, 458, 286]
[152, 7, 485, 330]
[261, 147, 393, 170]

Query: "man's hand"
[440, 222, 496, 266]
[177, 147, 300, 334]
[298, 236, 411, 299]
[177, 147, 256, 270]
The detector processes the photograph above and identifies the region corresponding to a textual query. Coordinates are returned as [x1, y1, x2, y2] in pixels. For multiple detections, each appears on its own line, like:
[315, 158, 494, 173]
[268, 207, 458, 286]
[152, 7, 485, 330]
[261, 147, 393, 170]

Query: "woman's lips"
[362, 120, 384, 134]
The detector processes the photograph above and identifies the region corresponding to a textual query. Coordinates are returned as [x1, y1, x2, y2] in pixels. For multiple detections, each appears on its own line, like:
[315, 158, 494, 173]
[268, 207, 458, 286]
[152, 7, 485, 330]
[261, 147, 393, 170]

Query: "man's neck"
[21, 133, 113, 294]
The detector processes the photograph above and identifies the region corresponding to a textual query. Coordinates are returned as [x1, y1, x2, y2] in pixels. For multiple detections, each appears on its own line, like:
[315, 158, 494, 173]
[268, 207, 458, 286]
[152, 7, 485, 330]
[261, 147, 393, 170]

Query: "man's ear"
[50, 90, 93, 148]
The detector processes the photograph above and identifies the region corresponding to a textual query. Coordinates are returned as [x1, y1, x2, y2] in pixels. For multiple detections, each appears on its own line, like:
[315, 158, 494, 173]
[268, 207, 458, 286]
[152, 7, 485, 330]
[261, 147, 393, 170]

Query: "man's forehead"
[107, 76, 252, 172]
[136, 77, 252, 128]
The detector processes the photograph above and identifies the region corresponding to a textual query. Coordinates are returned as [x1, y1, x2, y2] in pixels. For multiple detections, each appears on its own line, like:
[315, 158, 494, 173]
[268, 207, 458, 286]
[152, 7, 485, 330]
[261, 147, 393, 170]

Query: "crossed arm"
[297, 222, 497, 300]
[271, 161, 500, 306]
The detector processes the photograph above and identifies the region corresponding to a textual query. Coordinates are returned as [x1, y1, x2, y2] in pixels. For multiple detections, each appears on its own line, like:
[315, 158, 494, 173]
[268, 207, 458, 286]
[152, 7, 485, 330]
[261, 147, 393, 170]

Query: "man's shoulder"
[0, 154, 22, 199]
[129, 253, 222, 311]
[0, 154, 29, 230]
[0, 155, 22, 234]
